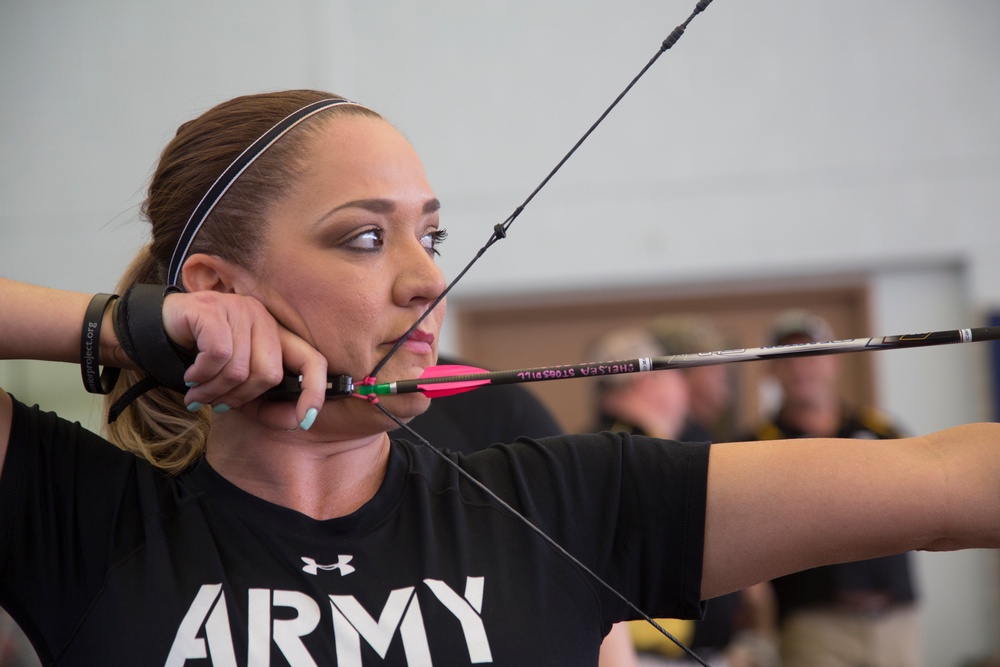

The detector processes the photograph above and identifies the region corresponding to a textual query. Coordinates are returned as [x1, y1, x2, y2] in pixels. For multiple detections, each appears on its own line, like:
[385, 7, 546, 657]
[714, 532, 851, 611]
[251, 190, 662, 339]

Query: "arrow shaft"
[358, 326, 998, 397]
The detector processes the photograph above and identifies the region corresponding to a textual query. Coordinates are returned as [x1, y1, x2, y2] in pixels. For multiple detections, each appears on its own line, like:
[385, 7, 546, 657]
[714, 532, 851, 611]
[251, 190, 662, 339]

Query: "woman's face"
[250, 113, 448, 428]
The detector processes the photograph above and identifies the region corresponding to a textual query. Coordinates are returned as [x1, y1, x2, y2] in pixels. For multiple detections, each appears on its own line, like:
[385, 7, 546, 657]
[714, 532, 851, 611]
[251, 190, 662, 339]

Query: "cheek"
[278, 280, 382, 362]
[698, 371, 730, 401]
[309, 292, 380, 343]
[426, 300, 447, 334]
[796, 359, 833, 380]
[651, 375, 688, 408]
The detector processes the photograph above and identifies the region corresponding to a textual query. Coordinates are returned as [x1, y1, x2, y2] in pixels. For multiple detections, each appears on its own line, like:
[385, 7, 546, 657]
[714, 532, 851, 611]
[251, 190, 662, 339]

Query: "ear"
[179, 253, 257, 295]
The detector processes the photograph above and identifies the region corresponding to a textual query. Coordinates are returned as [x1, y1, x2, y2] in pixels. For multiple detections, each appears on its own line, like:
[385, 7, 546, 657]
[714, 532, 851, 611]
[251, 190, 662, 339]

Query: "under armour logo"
[301, 555, 355, 576]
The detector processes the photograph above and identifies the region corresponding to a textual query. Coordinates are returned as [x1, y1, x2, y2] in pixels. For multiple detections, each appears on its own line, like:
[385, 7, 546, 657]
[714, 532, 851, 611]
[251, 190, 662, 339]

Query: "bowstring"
[364, 2, 716, 661]
[375, 403, 711, 667]
[368, 0, 714, 381]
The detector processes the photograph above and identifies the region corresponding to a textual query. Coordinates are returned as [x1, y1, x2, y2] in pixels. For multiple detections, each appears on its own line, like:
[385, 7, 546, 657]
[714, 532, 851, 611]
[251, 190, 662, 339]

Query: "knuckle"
[204, 345, 234, 366]
[260, 365, 286, 387]
[221, 361, 251, 384]
[309, 354, 328, 373]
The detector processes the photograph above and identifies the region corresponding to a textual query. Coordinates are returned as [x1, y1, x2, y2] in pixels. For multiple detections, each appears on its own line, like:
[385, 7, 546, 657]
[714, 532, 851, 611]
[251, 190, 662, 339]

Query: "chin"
[378, 393, 432, 422]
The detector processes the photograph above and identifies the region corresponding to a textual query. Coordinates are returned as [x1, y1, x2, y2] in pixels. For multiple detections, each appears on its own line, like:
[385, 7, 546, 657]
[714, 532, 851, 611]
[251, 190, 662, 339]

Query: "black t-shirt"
[390, 385, 563, 455]
[389, 355, 564, 454]
[0, 398, 709, 666]
[589, 414, 739, 652]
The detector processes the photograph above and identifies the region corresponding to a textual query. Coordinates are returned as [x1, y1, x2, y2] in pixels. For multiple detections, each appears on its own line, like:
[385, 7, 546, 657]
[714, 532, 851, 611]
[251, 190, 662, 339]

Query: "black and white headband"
[166, 97, 363, 287]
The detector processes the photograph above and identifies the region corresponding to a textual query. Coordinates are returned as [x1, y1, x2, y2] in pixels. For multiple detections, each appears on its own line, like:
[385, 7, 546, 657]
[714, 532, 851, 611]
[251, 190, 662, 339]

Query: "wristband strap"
[112, 284, 192, 392]
[80, 293, 121, 394]
[107, 284, 194, 423]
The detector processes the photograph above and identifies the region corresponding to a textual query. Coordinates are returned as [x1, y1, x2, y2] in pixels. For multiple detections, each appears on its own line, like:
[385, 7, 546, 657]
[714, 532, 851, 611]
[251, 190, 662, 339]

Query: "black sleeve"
[396, 383, 564, 454]
[395, 354, 564, 455]
[0, 398, 147, 660]
[461, 432, 709, 622]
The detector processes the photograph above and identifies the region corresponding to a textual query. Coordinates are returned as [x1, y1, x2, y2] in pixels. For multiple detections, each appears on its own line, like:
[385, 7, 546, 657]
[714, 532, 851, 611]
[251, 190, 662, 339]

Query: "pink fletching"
[417, 380, 492, 398]
[418, 364, 488, 378]
[416, 364, 492, 397]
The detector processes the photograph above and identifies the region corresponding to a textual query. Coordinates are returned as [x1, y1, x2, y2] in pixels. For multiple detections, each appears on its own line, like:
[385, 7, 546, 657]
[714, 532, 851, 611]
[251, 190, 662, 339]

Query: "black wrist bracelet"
[80, 292, 121, 394]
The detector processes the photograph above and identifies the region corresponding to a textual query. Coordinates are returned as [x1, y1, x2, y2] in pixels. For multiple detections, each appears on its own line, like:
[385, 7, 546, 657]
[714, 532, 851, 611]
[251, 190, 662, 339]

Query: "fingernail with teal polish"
[299, 407, 319, 431]
[213, 403, 231, 414]
[186, 401, 204, 412]
[185, 381, 200, 388]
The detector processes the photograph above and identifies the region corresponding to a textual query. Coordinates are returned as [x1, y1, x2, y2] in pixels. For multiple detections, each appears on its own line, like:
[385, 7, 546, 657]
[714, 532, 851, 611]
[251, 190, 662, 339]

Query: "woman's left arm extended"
[700, 423, 1000, 600]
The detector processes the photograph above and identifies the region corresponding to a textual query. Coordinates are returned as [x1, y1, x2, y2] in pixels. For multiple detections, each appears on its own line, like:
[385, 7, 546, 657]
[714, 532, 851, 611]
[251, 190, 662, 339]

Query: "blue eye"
[422, 228, 448, 256]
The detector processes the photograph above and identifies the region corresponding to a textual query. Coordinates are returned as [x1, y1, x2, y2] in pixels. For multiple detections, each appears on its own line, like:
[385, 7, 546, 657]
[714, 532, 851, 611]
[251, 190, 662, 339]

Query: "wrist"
[102, 302, 135, 372]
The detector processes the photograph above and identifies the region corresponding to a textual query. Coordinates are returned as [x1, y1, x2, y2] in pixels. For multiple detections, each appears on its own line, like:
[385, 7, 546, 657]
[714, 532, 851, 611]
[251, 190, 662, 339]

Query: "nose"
[392, 237, 447, 309]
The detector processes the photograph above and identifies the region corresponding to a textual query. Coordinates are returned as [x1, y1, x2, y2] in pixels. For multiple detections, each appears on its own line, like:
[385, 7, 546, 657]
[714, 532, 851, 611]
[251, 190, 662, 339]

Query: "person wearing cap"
[587, 326, 779, 667]
[588, 326, 693, 443]
[748, 310, 918, 667]
[651, 315, 737, 444]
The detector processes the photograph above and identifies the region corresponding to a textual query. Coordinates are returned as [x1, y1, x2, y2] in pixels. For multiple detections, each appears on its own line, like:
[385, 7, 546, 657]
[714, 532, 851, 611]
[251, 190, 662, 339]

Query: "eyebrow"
[314, 198, 441, 225]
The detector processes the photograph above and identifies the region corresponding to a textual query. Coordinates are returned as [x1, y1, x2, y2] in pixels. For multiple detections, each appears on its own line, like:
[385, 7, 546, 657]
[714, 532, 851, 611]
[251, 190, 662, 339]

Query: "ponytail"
[103, 247, 210, 473]
[101, 90, 381, 473]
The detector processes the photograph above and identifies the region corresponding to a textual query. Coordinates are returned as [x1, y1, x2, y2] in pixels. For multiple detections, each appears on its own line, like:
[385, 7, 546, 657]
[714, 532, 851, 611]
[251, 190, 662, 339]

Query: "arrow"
[354, 326, 1000, 398]
[402, 363, 493, 398]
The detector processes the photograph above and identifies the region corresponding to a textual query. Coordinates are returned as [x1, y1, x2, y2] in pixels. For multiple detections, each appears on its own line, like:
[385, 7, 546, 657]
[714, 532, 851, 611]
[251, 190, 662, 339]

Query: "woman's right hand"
[161, 290, 328, 430]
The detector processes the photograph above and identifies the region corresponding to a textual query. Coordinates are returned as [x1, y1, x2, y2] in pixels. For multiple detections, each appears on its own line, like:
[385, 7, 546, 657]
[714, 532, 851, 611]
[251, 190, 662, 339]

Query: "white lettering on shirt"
[165, 584, 238, 667]
[424, 578, 492, 663]
[166, 577, 493, 665]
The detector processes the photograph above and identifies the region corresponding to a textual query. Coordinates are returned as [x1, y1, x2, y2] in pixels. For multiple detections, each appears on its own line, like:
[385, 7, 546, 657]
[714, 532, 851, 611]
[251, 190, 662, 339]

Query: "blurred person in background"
[651, 316, 737, 444]
[746, 310, 918, 667]
[588, 326, 779, 667]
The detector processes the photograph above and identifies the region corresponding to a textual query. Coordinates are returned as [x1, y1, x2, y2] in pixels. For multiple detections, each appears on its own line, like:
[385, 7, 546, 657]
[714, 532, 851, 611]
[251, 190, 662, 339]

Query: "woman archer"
[1, 89, 999, 665]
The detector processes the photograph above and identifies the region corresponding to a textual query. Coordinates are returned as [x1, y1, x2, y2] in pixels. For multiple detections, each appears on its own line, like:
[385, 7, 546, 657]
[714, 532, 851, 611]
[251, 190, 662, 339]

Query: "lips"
[389, 329, 435, 355]
[402, 330, 435, 345]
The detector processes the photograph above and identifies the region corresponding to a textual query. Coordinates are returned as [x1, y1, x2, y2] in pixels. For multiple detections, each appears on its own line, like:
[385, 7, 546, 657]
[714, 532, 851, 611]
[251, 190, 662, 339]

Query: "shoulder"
[2, 395, 174, 516]
[396, 432, 710, 502]
[401, 383, 563, 454]
[6, 395, 130, 463]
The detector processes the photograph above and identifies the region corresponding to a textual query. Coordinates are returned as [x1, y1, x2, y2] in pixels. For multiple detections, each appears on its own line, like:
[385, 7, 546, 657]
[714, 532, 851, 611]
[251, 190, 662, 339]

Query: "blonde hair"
[104, 90, 382, 472]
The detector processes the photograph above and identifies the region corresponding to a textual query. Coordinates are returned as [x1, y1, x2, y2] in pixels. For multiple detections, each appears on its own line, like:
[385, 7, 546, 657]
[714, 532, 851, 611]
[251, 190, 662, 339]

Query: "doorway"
[452, 274, 875, 436]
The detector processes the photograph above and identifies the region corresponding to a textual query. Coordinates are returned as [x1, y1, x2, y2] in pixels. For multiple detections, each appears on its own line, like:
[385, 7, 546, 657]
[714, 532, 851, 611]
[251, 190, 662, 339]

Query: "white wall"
[2, 1, 999, 664]
[3, 2, 1000, 303]
[870, 264, 999, 665]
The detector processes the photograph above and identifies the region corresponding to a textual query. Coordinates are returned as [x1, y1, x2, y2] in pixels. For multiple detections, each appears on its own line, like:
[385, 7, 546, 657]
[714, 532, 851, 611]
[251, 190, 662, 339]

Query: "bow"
[262, 0, 995, 664]
[367, 0, 714, 384]
[362, 2, 717, 664]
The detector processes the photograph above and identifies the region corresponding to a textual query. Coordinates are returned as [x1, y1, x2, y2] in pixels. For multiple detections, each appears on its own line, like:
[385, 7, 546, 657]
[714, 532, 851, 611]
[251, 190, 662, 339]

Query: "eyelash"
[425, 228, 448, 256]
